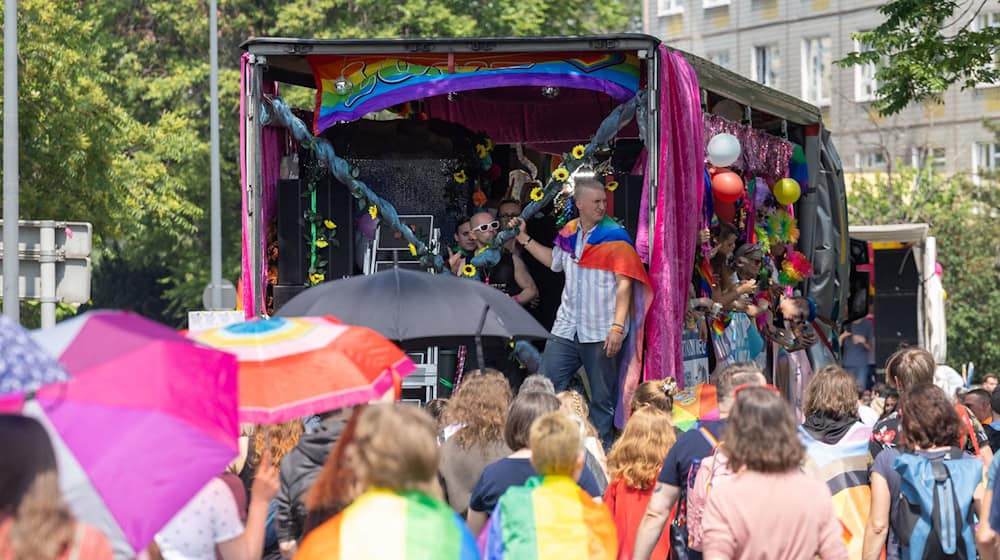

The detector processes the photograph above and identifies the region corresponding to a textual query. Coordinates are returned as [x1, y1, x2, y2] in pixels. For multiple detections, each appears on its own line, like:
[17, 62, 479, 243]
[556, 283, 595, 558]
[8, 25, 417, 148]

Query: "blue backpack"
[892, 448, 982, 560]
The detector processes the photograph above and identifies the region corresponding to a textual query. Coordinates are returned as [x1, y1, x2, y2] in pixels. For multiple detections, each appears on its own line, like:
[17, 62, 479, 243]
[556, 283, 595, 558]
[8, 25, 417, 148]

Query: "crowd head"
[898, 383, 961, 451]
[454, 218, 477, 253]
[629, 378, 676, 415]
[885, 347, 935, 392]
[529, 412, 586, 478]
[504, 391, 561, 451]
[469, 212, 500, 246]
[441, 369, 512, 449]
[572, 178, 608, 225]
[804, 365, 862, 420]
[519, 374, 556, 395]
[724, 385, 805, 473]
[713, 362, 767, 411]
[606, 407, 675, 490]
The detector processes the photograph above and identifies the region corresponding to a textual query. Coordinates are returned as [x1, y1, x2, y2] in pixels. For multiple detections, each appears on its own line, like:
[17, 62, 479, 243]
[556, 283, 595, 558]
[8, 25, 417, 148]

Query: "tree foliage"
[847, 166, 1000, 374]
[1, 0, 639, 327]
[838, 0, 1000, 115]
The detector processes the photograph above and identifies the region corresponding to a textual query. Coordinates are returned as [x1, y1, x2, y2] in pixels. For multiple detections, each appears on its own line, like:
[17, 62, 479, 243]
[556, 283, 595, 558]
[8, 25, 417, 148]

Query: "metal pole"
[208, 0, 222, 309]
[2, 0, 19, 321]
[39, 222, 56, 328]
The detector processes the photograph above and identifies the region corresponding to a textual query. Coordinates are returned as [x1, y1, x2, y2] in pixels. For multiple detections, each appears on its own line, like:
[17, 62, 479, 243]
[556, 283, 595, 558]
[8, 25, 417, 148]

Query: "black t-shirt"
[468, 457, 602, 513]
[657, 419, 727, 487]
[483, 252, 521, 297]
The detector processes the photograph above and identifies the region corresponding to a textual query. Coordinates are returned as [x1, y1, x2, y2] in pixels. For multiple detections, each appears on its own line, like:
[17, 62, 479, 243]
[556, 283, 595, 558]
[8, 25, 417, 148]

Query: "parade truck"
[238, 34, 850, 396]
[848, 223, 946, 371]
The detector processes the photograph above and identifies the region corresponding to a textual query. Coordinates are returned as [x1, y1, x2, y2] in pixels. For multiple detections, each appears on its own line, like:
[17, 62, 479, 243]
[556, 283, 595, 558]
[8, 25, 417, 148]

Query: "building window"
[973, 142, 1000, 176]
[855, 149, 887, 170]
[707, 50, 732, 71]
[973, 12, 1000, 87]
[752, 45, 780, 87]
[703, 0, 730, 7]
[658, 0, 684, 16]
[912, 147, 946, 172]
[854, 37, 877, 102]
[802, 37, 832, 105]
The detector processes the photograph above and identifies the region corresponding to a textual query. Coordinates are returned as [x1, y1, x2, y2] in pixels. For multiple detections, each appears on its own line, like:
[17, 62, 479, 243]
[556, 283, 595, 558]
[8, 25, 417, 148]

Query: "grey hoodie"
[274, 417, 345, 542]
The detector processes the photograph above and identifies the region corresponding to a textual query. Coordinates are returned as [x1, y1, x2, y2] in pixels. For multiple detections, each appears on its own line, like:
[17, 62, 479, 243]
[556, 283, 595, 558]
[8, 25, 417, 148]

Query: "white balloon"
[707, 133, 741, 167]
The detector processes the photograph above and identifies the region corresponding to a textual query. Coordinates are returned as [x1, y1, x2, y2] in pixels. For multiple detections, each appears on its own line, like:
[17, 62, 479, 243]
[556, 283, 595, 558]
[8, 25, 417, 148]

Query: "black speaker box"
[874, 247, 919, 294]
[873, 292, 919, 367]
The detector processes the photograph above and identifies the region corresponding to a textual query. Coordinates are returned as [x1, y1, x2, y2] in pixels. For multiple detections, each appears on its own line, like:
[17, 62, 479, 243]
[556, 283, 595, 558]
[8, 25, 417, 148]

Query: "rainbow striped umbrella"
[672, 383, 720, 432]
[190, 316, 415, 424]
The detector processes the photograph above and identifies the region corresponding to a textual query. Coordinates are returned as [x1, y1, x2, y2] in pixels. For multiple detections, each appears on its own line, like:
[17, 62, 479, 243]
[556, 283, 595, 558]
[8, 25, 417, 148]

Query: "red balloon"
[711, 171, 744, 203]
[714, 199, 736, 223]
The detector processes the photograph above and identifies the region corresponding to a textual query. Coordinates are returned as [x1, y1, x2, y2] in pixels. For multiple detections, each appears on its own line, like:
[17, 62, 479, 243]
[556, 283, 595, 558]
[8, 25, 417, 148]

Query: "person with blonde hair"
[604, 407, 676, 560]
[483, 412, 618, 559]
[296, 403, 478, 559]
[629, 378, 677, 415]
[702, 386, 846, 560]
[439, 370, 513, 515]
[0, 415, 113, 560]
[800, 365, 872, 559]
[558, 390, 609, 487]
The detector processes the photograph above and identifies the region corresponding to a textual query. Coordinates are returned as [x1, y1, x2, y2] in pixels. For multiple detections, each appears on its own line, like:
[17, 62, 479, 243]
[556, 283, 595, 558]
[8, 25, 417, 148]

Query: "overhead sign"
[0, 258, 91, 303]
[0, 220, 93, 304]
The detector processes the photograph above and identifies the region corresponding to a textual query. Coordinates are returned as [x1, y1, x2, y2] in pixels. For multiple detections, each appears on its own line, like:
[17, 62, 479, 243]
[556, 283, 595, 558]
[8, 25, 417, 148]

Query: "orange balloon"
[711, 171, 744, 203]
[714, 199, 736, 223]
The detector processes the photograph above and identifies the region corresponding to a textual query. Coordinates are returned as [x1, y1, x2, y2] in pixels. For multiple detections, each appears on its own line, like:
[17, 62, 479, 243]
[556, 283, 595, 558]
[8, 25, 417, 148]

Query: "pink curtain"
[642, 48, 705, 386]
[240, 54, 282, 317]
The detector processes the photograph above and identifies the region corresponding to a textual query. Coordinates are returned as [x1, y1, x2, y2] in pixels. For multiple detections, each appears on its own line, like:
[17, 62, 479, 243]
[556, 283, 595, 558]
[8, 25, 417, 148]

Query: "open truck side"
[239, 34, 849, 387]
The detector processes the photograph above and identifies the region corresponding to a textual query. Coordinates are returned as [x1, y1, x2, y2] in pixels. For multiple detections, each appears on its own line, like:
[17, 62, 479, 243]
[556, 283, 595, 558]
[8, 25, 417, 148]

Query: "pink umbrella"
[8, 310, 241, 558]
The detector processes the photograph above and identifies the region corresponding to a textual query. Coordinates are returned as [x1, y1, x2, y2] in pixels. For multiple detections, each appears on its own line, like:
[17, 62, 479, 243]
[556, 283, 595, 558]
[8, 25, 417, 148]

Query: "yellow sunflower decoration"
[315, 240, 329, 248]
[552, 168, 570, 182]
[462, 264, 477, 277]
[453, 170, 467, 183]
[530, 187, 545, 201]
[475, 144, 488, 159]
[323, 220, 337, 230]
[309, 273, 325, 285]
[606, 181, 619, 192]
[485, 138, 494, 151]
[408, 243, 418, 256]
[368, 206, 378, 220]
[571, 145, 586, 159]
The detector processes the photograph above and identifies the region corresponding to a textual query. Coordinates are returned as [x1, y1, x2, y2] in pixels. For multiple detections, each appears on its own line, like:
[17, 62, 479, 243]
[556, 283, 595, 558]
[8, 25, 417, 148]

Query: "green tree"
[847, 166, 1000, 374]
[838, 1, 1000, 115]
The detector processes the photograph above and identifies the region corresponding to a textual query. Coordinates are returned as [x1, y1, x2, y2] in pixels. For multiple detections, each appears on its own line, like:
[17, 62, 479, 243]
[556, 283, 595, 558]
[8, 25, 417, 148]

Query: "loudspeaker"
[846, 238, 871, 322]
[874, 248, 919, 294]
[873, 292, 919, 368]
[613, 174, 643, 242]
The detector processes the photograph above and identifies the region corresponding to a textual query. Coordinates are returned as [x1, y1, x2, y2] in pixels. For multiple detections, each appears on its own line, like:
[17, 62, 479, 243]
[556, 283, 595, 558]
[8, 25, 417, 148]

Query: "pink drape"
[240, 55, 282, 318]
[642, 48, 705, 386]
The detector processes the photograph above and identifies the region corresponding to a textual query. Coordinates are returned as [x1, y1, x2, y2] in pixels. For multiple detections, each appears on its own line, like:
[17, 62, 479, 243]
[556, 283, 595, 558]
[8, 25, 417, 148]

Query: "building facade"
[644, 0, 1000, 176]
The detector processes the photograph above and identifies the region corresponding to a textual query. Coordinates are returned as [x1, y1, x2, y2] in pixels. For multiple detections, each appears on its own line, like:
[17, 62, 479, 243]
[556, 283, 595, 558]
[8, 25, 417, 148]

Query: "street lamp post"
[3, 0, 19, 321]
[208, 0, 223, 310]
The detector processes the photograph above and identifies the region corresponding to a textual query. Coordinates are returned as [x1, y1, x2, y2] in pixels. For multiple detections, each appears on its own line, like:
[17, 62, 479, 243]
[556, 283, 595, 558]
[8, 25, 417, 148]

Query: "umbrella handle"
[475, 305, 489, 374]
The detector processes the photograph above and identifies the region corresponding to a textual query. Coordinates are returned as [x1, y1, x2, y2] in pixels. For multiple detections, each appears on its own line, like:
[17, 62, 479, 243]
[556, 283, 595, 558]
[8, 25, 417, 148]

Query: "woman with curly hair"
[701, 385, 846, 560]
[0, 415, 113, 560]
[439, 369, 513, 515]
[603, 407, 676, 560]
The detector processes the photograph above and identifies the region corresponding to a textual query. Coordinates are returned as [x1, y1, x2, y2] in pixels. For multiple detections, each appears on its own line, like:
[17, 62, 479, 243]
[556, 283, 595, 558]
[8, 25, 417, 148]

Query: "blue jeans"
[540, 335, 619, 448]
[845, 365, 870, 390]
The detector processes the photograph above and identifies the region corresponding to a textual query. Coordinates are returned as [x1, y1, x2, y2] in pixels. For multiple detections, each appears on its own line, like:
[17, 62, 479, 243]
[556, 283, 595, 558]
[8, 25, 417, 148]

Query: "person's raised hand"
[737, 279, 757, 295]
[698, 228, 711, 246]
[509, 217, 527, 241]
[250, 448, 280, 505]
[447, 247, 464, 275]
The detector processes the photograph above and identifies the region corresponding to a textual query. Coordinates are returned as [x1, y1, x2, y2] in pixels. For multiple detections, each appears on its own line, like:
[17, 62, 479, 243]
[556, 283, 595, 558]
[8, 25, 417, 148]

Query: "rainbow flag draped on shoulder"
[296, 488, 480, 560]
[482, 476, 617, 560]
[554, 216, 653, 427]
[799, 423, 872, 560]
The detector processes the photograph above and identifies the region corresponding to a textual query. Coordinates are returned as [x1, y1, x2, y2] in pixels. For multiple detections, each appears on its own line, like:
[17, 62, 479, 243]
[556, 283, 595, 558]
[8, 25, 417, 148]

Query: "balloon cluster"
[706, 133, 802, 212]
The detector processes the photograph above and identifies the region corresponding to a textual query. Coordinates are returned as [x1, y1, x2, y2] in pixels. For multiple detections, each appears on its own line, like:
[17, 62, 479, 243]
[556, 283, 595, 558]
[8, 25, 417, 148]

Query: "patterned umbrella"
[672, 383, 720, 432]
[189, 316, 416, 424]
[0, 315, 69, 396]
[12, 310, 240, 559]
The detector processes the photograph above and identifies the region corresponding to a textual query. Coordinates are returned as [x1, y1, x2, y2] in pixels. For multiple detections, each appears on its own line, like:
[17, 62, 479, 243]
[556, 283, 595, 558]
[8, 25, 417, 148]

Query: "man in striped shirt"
[509, 179, 634, 447]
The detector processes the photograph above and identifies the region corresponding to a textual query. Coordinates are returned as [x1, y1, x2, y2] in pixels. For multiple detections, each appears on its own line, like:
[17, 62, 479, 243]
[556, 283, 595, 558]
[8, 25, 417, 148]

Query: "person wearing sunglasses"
[465, 211, 538, 308]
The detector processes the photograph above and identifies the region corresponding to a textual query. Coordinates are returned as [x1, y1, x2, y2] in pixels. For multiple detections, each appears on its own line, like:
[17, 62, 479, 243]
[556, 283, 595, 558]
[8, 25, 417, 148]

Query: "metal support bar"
[39, 222, 56, 328]
[3, 0, 19, 321]
[208, 0, 222, 310]
[246, 57, 265, 316]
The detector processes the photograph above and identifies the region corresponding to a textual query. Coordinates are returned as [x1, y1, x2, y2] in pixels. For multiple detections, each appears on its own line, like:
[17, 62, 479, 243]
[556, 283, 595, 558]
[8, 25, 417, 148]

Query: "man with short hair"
[632, 363, 766, 560]
[510, 179, 651, 447]
[451, 217, 477, 260]
[463, 211, 538, 306]
[984, 373, 999, 394]
[964, 388, 1000, 452]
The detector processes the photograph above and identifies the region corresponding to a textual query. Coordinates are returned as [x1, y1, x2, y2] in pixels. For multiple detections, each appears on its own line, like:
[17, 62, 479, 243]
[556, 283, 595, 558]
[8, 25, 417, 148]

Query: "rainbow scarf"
[296, 489, 479, 560]
[554, 216, 653, 427]
[671, 383, 721, 431]
[482, 476, 617, 560]
[799, 423, 872, 560]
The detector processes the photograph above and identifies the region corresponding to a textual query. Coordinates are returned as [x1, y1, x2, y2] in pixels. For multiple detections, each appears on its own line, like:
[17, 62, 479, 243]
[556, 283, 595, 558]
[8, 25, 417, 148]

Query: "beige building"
[644, 0, 1000, 176]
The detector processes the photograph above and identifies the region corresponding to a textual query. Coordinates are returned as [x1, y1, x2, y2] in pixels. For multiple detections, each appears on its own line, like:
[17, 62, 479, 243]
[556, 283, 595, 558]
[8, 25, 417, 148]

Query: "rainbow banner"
[308, 52, 641, 132]
[296, 489, 479, 560]
[483, 476, 617, 560]
[672, 383, 720, 431]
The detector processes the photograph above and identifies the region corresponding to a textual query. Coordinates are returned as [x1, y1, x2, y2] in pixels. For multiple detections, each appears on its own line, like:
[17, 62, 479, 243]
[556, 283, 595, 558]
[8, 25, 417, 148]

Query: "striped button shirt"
[550, 226, 626, 343]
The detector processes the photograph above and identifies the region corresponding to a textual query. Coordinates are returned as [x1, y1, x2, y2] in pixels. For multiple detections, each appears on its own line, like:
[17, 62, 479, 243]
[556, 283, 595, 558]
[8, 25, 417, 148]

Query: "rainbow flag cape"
[296, 488, 479, 560]
[482, 476, 617, 560]
[799, 423, 872, 560]
[672, 383, 720, 432]
[553, 216, 653, 428]
[308, 52, 640, 132]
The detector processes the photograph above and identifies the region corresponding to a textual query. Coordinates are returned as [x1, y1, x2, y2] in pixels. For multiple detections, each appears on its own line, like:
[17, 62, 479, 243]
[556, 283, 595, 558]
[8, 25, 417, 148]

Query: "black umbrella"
[275, 267, 550, 370]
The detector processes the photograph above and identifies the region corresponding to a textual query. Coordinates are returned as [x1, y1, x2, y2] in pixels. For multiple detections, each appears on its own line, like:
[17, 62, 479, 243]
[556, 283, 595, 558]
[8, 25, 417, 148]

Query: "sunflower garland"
[552, 167, 570, 182]
[462, 264, 477, 277]
[530, 187, 545, 201]
[606, 181, 619, 192]
[572, 145, 586, 159]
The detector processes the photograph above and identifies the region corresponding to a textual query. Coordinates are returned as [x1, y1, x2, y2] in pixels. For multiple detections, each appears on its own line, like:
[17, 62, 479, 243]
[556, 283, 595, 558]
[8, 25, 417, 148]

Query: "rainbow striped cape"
[554, 216, 653, 427]
[482, 476, 617, 560]
[799, 423, 872, 559]
[671, 383, 720, 432]
[296, 488, 479, 560]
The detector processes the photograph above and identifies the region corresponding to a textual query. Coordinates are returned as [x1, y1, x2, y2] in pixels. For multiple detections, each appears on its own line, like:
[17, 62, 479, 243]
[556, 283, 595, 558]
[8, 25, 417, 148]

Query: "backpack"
[685, 427, 732, 552]
[892, 448, 982, 560]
